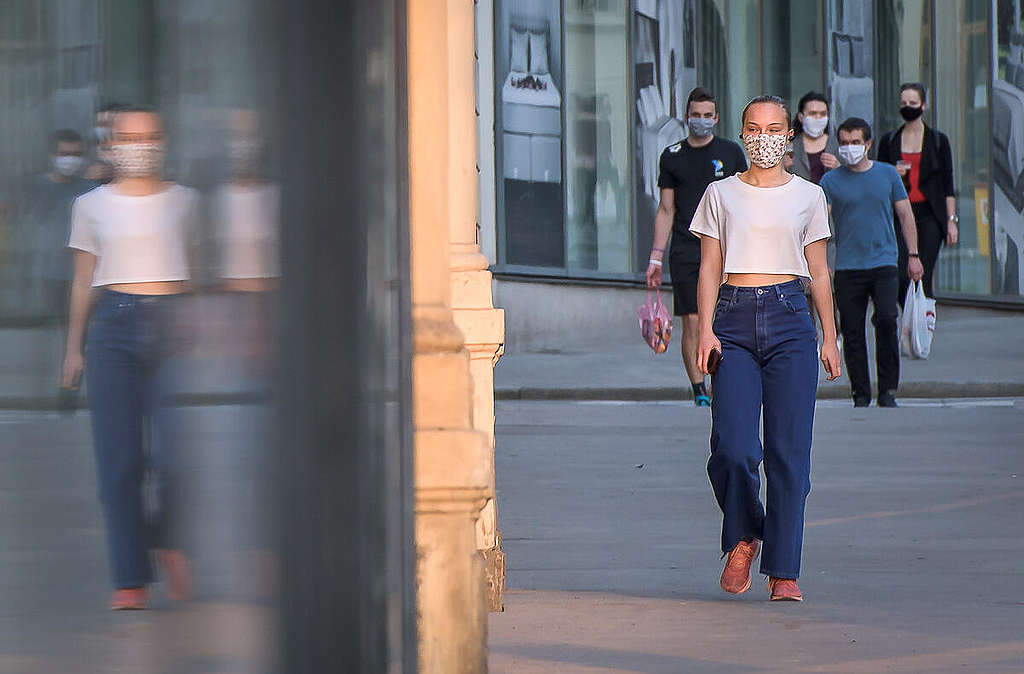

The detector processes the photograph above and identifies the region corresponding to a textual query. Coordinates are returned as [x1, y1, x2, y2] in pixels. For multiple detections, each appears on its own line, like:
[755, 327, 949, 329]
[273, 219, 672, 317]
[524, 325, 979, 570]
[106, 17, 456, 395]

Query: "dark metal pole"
[272, 0, 414, 671]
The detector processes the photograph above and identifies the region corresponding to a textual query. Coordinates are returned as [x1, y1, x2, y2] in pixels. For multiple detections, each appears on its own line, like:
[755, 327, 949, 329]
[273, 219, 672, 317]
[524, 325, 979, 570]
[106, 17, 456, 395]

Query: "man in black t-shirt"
[645, 87, 747, 406]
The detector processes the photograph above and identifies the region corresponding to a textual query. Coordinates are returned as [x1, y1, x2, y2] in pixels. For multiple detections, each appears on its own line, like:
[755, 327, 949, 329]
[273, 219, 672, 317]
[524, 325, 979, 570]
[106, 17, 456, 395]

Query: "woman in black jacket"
[876, 82, 959, 304]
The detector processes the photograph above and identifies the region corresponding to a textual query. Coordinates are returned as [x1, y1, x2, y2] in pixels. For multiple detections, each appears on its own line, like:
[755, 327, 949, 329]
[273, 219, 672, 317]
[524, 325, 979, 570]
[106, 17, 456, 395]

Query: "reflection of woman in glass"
[876, 82, 959, 303]
[690, 96, 842, 602]
[785, 91, 839, 185]
[62, 108, 196, 610]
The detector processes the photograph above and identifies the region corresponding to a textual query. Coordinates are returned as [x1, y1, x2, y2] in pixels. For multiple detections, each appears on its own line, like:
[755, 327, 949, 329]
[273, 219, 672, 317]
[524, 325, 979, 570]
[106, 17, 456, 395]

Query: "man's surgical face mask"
[687, 117, 716, 138]
[838, 144, 867, 166]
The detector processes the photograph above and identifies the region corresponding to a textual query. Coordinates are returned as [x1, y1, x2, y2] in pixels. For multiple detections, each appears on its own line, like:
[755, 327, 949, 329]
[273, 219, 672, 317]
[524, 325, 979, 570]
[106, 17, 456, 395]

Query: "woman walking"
[62, 107, 197, 610]
[690, 95, 842, 601]
[875, 82, 958, 303]
[785, 91, 839, 185]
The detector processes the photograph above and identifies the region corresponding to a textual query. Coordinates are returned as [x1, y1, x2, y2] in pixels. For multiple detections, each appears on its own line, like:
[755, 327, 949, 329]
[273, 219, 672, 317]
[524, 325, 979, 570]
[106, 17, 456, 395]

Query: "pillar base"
[482, 530, 505, 613]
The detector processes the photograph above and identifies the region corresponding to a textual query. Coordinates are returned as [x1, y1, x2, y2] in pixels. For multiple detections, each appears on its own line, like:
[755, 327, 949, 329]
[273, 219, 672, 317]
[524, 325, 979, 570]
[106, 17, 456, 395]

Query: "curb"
[0, 391, 270, 412]
[496, 382, 1024, 402]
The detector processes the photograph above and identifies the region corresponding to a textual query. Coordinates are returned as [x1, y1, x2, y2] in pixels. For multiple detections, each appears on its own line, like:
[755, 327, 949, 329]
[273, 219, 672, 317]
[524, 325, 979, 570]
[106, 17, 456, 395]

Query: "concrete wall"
[494, 276, 649, 353]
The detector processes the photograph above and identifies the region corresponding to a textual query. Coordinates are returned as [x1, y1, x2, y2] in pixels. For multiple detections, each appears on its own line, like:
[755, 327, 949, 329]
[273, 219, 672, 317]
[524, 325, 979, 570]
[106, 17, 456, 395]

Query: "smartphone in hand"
[707, 347, 723, 375]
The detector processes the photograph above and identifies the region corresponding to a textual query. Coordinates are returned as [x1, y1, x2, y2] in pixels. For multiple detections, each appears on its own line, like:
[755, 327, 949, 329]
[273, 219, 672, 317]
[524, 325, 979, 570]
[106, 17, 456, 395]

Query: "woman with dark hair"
[691, 95, 841, 602]
[875, 82, 959, 303]
[785, 91, 839, 185]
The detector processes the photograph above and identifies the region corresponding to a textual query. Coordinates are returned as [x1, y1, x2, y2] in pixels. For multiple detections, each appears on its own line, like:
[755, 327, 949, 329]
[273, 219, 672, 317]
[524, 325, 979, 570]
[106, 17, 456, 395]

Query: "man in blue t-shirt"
[820, 118, 924, 408]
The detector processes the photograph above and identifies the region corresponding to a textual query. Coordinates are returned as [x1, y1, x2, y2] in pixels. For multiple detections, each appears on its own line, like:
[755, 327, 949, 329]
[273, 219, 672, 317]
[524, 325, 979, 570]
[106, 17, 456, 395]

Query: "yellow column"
[409, 0, 491, 670]
[445, 0, 507, 612]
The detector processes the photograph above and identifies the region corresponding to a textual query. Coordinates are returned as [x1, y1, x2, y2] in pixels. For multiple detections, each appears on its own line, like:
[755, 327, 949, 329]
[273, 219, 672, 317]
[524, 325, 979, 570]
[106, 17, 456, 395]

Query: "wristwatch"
[948, 214, 959, 224]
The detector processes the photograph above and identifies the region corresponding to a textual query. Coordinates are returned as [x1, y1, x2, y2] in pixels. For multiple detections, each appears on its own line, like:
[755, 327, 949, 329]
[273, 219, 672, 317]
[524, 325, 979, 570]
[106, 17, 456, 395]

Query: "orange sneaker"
[109, 587, 149, 610]
[720, 539, 760, 594]
[767, 577, 803, 601]
[157, 549, 193, 601]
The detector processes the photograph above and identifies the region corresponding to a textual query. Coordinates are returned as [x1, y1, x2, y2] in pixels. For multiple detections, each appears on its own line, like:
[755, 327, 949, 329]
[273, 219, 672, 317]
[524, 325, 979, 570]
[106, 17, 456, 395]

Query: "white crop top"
[68, 184, 198, 287]
[213, 183, 281, 280]
[688, 175, 830, 281]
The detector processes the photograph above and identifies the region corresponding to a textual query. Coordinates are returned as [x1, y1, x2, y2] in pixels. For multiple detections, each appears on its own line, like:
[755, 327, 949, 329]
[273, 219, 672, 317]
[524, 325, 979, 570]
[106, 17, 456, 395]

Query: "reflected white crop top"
[214, 183, 281, 280]
[688, 175, 830, 281]
[68, 184, 198, 287]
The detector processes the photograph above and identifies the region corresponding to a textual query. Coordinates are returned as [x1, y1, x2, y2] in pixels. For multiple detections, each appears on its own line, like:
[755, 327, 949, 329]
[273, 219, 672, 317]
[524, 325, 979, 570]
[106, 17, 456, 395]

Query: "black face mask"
[900, 105, 924, 121]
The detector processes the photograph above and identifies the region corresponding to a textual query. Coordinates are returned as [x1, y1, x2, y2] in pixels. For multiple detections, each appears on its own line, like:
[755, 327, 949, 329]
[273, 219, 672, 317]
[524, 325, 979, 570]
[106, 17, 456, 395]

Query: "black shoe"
[877, 392, 898, 408]
[853, 397, 870, 408]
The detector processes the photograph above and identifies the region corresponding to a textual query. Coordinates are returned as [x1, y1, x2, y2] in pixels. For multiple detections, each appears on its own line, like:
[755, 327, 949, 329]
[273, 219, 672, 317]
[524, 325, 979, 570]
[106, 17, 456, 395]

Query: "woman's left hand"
[820, 152, 840, 170]
[947, 222, 959, 246]
[821, 340, 842, 381]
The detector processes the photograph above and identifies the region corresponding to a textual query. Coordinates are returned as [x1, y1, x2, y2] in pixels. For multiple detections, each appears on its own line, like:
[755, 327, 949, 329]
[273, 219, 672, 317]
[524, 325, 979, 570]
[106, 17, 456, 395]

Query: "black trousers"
[897, 202, 944, 306]
[834, 266, 900, 401]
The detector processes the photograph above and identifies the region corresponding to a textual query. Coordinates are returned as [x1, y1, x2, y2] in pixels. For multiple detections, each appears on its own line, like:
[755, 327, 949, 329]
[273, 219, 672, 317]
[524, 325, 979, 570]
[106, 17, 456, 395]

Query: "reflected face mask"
[741, 133, 789, 169]
[105, 142, 165, 178]
[53, 155, 84, 177]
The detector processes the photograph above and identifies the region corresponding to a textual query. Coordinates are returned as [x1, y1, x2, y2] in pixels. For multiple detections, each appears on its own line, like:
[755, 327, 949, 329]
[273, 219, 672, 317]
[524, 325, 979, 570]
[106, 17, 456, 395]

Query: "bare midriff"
[220, 278, 279, 293]
[725, 273, 799, 287]
[105, 280, 190, 295]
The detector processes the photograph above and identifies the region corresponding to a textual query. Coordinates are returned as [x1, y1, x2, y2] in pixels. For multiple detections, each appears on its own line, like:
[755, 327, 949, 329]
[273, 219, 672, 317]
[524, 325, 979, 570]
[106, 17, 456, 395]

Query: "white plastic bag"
[902, 281, 936, 359]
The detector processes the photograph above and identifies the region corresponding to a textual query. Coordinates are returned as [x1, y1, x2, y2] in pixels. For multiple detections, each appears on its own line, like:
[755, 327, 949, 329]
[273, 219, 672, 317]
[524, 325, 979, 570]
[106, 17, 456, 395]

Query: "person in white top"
[689, 95, 842, 602]
[61, 107, 195, 611]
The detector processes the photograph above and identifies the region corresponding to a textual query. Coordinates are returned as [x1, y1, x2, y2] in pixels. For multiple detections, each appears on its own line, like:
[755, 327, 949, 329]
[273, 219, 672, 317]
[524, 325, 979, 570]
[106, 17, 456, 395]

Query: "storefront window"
[494, 0, 565, 268]
[698, 0, 761, 140]
[565, 0, 632, 273]
[763, 0, 826, 106]
[875, 0, 934, 133]
[825, 0, 874, 128]
[933, 0, 991, 295]
[992, 0, 1024, 296]
[632, 0, 696, 271]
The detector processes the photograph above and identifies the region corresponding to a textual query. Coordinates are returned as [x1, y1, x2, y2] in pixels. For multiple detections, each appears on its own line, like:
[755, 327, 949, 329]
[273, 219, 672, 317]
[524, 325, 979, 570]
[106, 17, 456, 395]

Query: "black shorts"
[669, 258, 700, 316]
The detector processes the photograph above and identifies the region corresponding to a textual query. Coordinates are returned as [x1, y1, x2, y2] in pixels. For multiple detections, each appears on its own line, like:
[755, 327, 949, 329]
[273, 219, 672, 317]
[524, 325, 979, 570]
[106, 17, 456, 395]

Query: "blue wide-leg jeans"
[85, 290, 179, 589]
[708, 280, 818, 579]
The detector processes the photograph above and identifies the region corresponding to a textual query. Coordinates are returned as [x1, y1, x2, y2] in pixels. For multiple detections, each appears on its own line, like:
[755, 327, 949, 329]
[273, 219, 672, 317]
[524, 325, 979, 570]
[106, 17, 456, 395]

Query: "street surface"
[489, 399, 1024, 673]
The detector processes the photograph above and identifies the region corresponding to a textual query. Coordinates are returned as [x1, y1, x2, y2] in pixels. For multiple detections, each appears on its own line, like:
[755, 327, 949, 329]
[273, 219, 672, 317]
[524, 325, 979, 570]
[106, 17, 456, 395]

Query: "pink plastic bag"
[638, 290, 673, 354]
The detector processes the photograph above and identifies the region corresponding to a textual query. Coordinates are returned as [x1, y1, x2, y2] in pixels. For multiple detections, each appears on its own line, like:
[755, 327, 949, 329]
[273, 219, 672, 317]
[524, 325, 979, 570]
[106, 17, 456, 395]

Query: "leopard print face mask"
[741, 133, 790, 169]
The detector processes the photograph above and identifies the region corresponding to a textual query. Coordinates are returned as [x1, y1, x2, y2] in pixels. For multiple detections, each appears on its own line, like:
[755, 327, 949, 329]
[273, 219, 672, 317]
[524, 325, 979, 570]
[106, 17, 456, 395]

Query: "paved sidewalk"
[489, 399, 1024, 673]
[496, 305, 1024, 400]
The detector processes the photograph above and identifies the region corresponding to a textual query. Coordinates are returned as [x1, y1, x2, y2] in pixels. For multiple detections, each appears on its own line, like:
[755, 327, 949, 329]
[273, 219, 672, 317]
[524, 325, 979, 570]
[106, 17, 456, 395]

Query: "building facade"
[478, 0, 1023, 351]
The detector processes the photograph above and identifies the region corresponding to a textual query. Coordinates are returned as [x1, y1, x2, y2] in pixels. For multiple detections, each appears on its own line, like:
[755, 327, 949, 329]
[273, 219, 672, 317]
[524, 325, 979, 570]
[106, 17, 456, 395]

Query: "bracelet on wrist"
[648, 259, 663, 267]
[908, 252, 920, 258]
[652, 247, 665, 253]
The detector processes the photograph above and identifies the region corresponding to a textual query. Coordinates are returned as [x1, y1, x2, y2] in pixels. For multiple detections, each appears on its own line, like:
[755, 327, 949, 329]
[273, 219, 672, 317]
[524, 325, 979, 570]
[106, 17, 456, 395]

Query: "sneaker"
[767, 577, 803, 601]
[109, 587, 149, 610]
[695, 394, 711, 407]
[720, 539, 759, 594]
[877, 392, 898, 408]
[853, 397, 870, 408]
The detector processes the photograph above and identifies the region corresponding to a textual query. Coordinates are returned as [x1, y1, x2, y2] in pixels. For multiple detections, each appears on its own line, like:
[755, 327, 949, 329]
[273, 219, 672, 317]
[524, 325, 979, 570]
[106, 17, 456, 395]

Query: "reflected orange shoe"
[157, 549, 193, 601]
[768, 577, 803, 601]
[109, 587, 149, 610]
[720, 539, 760, 594]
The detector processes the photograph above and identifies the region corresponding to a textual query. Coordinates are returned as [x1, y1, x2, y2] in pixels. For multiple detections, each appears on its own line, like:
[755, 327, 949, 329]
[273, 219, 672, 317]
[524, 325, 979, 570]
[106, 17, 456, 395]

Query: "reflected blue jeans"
[708, 280, 818, 579]
[85, 290, 179, 589]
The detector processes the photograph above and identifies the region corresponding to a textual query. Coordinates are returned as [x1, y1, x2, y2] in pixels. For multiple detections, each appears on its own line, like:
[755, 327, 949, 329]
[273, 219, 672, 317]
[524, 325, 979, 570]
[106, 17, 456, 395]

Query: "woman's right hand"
[696, 330, 722, 376]
[62, 350, 84, 390]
